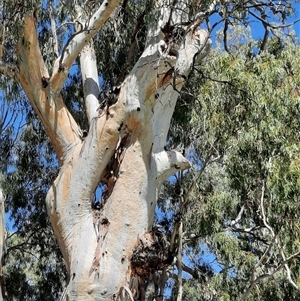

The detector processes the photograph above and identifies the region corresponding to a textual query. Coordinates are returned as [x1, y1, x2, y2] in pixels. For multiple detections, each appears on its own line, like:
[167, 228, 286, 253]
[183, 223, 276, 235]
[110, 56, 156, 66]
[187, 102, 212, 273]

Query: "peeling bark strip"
[10, 1, 212, 300]
[89, 217, 110, 278]
[131, 227, 172, 277]
[101, 132, 132, 203]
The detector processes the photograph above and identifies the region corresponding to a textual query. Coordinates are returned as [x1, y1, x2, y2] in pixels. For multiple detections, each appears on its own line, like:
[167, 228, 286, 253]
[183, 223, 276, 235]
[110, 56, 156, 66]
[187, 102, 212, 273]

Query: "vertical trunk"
[47, 26, 210, 301]
[14, 3, 211, 301]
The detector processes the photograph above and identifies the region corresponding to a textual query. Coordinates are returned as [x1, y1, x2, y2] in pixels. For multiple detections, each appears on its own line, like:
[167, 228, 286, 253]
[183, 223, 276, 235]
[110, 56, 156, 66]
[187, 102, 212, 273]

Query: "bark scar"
[101, 131, 132, 203]
[89, 216, 110, 278]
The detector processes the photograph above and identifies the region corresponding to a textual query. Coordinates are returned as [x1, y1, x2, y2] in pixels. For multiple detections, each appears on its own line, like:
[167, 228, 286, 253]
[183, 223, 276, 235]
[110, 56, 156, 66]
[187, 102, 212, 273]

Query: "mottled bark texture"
[8, 1, 211, 300]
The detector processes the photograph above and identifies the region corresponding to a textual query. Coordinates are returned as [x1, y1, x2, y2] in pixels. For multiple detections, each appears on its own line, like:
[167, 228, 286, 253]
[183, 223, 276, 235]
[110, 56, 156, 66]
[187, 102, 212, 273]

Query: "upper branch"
[16, 17, 82, 161]
[153, 150, 191, 185]
[191, 0, 219, 24]
[50, 0, 122, 95]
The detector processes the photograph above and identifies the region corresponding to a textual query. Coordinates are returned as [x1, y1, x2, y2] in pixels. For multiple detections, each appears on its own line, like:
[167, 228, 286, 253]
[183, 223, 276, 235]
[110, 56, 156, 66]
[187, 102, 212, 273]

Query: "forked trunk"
[13, 1, 211, 300]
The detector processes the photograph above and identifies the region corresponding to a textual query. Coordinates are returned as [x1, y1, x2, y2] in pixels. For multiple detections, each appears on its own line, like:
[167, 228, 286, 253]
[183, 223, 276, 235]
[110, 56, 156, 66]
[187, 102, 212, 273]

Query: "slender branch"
[276, 251, 300, 276]
[252, 236, 276, 280]
[230, 205, 245, 226]
[241, 182, 300, 299]
[181, 262, 197, 278]
[223, 18, 230, 53]
[17, 17, 81, 160]
[57, 22, 76, 31]
[58, 27, 88, 72]
[241, 249, 300, 300]
[248, 10, 300, 29]
[260, 181, 274, 237]
[279, 250, 300, 290]
[194, 67, 250, 99]
[276, 235, 299, 289]
[231, 227, 268, 244]
[117, 286, 134, 301]
[50, 0, 122, 95]
[249, 0, 269, 54]
[183, 147, 218, 205]
[170, 222, 180, 253]
[176, 220, 183, 301]
[115, 6, 148, 86]
[260, 26, 269, 53]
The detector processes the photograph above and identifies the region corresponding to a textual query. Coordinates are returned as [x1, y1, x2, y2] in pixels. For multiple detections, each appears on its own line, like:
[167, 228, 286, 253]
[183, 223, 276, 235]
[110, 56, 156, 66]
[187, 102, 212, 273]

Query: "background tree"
[162, 33, 300, 300]
[0, 0, 299, 300]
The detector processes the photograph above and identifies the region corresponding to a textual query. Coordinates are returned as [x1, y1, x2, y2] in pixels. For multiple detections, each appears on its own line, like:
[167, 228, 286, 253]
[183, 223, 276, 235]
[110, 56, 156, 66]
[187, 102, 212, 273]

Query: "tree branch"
[248, 9, 300, 29]
[50, 0, 122, 95]
[241, 248, 300, 300]
[176, 220, 183, 301]
[249, 0, 269, 54]
[17, 17, 82, 160]
[241, 182, 300, 299]
[153, 150, 191, 185]
[115, 6, 148, 86]
[230, 205, 245, 226]
[79, 41, 100, 123]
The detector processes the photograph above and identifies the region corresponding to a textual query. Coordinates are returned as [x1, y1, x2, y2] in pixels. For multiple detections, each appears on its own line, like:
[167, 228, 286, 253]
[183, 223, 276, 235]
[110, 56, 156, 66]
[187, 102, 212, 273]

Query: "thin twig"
[248, 10, 300, 29]
[117, 286, 134, 301]
[230, 205, 245, 226]
[176, 220, 183, 301]
[184, 147, 218, 205]
[241, 182, 300, 299]
[115, 6, 148, 86]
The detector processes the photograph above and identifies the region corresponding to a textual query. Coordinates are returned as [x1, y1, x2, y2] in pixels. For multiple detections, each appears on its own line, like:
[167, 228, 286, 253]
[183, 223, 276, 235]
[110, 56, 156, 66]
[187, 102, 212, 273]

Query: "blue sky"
[207, 1, 300, 49]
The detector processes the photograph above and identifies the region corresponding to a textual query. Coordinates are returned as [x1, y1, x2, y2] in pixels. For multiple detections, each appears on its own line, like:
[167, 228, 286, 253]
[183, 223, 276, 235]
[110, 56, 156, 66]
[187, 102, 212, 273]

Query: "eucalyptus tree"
[0, 0, 298, 300]
[164, 34, 300, 300]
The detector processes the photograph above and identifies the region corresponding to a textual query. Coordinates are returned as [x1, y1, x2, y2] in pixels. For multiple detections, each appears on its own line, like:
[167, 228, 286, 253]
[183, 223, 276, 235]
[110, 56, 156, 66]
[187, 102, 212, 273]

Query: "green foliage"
[2, 114, 67, 300]
[161, 32, 300, 299]
[4, 232, 66, 301]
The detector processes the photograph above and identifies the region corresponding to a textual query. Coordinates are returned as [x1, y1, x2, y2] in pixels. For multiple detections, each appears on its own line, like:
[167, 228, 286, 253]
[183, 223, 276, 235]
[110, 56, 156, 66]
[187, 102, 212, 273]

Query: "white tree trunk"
[8, 2, 211, 300]
[50, 28, 209, 301]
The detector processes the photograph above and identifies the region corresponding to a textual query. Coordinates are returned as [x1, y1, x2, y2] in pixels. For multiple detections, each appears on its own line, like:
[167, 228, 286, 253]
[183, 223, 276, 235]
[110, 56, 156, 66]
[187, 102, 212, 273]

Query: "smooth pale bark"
[16, 18, 81, 161]
[8, 1, 211, 300]
[79, 42, 100, 123]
